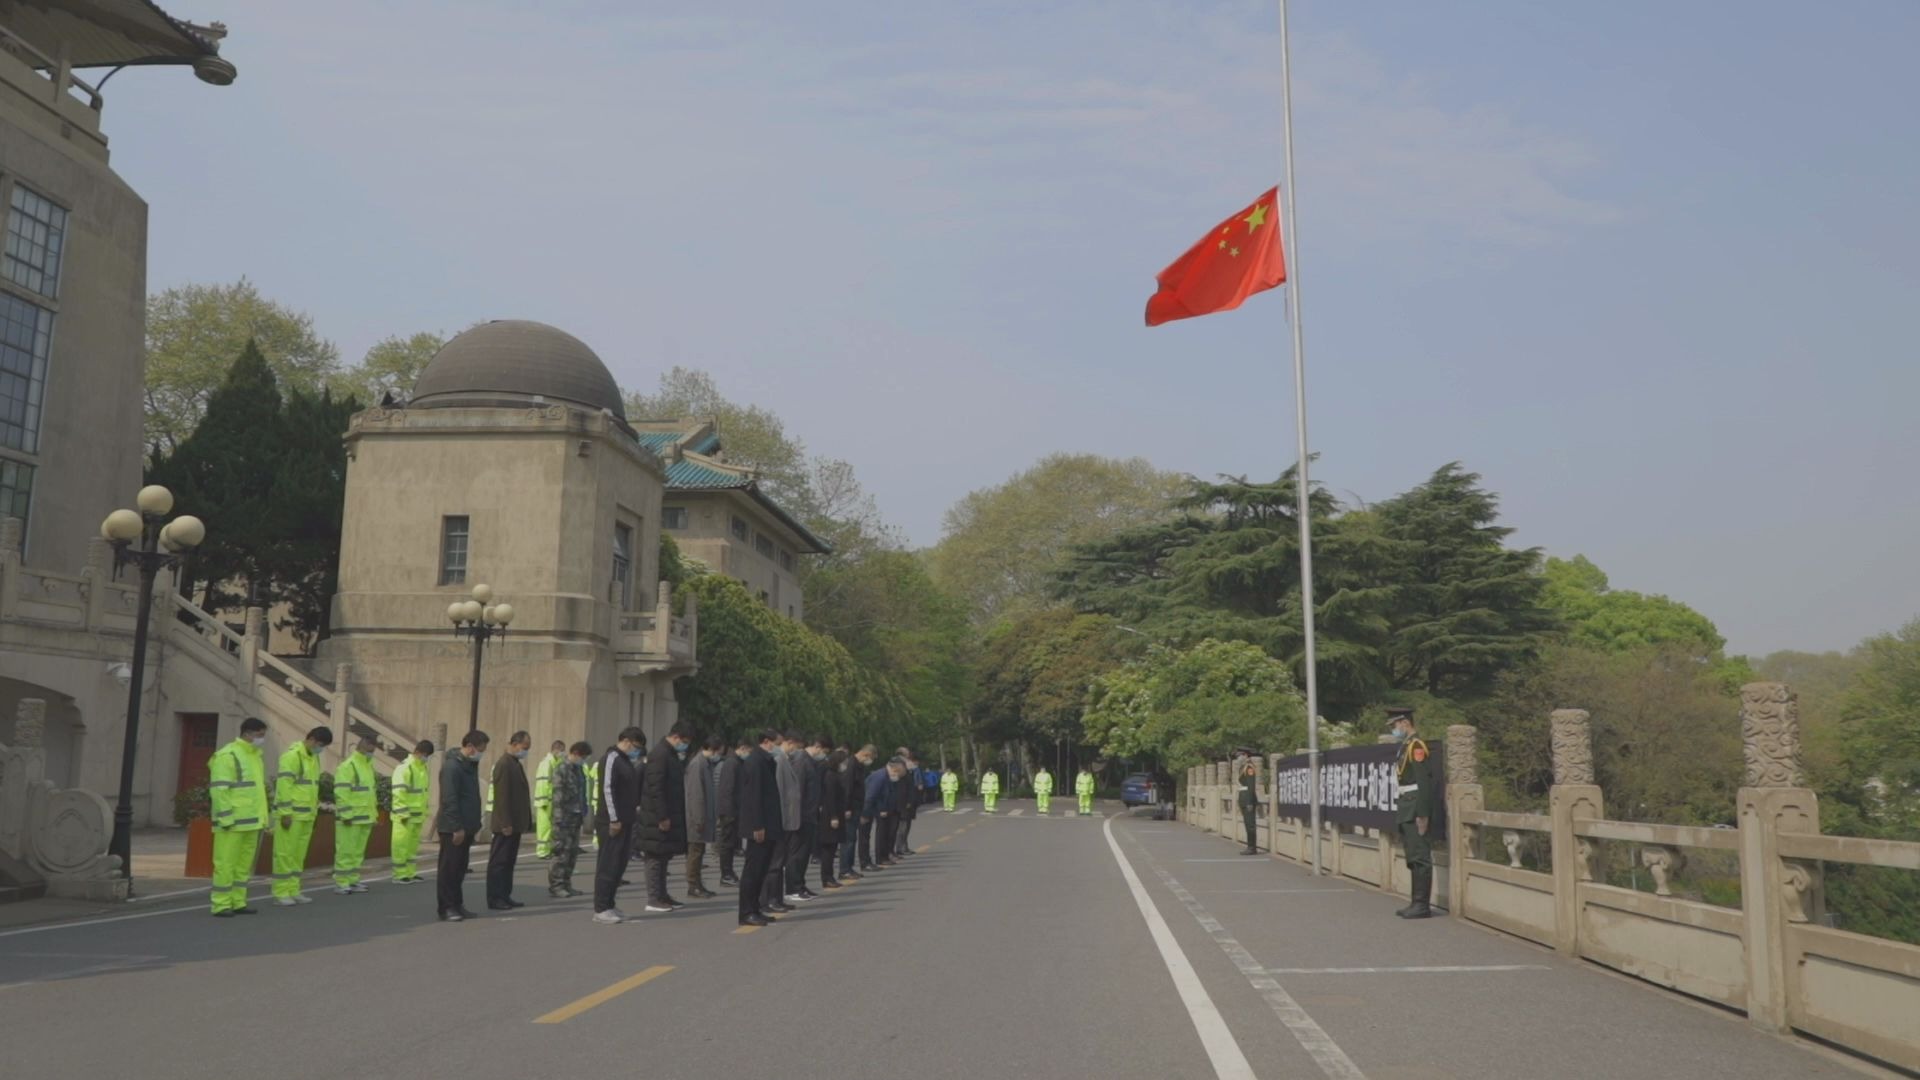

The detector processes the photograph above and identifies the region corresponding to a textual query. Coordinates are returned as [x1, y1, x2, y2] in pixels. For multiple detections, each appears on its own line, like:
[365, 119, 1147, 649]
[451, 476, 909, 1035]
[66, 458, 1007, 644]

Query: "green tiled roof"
[634, 432, 681, 453]
[664, 459, 751, 489]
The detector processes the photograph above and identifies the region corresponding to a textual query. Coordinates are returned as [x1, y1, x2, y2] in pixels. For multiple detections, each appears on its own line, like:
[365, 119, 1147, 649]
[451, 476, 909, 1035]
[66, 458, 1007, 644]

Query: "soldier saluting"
[1389, 707, 1436, 920]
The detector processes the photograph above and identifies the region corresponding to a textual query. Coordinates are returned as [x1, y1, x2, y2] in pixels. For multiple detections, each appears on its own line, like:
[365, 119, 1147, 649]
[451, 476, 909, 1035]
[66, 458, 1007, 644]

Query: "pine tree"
[272, 384, 358, 649]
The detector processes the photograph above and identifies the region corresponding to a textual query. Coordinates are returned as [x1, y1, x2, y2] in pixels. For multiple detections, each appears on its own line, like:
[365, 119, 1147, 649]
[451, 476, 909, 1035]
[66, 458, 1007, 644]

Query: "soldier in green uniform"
[1389, 707, 1436, 919]
[1236, 758, 1261, 855]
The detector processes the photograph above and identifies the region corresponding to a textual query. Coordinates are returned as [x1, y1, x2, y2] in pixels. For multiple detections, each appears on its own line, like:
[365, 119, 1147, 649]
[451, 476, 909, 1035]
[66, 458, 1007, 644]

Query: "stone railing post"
[330, 663, 353, 761]
[1267, 753, 1285, 855]
[1737, 682, 1820, 1033]
[1212, 761, 1227, 835]
[239, 605, 265, 685]
[1548, 708, 1602, 956]
[1447, 724, 1484, 913]
[0, 516, 21, 620]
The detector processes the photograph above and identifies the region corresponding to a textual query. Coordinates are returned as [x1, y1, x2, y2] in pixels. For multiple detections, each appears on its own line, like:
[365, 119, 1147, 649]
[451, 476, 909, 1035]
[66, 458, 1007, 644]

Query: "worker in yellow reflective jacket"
[534, 740, 563, 858]
[1033, 767, 1055, 815]
[1075, 767, 1096, 816]
[583, 756, 601, 850]
[940, 768, 960, 812]
[390, 739, 434, 884]
[208, 718, 270, 917]
[271, 726, 332, 906]
[331, 736, 379, 894]
[980, 769, 1001, 814]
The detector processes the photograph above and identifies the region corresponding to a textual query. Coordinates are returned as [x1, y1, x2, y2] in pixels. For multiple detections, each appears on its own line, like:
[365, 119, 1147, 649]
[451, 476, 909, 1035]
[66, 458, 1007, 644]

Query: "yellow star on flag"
[1242, 202, 1269, 233]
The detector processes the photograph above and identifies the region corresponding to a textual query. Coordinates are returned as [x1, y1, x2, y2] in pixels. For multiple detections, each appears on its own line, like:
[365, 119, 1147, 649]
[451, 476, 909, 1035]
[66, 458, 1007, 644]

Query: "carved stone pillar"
[1548, 708, 1602, 956]
[0, 516, 20, 620]
[1504, 831, 1524, 868]
[1446, 724, 1485, 914]
[1736, 682, 1821, 1033]
[330, 663, 354, 763]
[1641, 845, 1686, 896]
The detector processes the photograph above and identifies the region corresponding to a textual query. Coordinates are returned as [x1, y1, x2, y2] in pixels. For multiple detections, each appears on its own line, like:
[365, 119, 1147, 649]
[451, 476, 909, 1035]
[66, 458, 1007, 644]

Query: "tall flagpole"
[1277, 0, 1323, 876]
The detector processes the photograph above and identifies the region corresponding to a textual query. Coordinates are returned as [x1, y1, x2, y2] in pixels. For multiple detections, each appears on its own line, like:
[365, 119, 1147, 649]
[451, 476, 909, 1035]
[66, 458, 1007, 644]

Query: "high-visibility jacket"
[584, 760, 601, 815]
[208, 738, 268, 832]
[334, 751, 379, 826]
[391, 755, 431, 820]
[274, 743, 321, 820]
[534, 752, 559, 809]
[1034, 771, 1054, 796]
[980, 772, 1000, 795]
[1075, 771, 1095, 796]
[939, 771, 959, 795]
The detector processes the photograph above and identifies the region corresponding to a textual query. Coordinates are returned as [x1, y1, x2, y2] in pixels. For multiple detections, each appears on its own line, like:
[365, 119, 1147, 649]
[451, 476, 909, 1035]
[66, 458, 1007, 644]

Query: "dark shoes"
[1397, 901, 1433, 919]
[767, 902, 795, 914]
[439, 910, 468, 922]
[821, 880, 843, 890]
[720, 876, 741, 887]
[739, 913, 770, 927]
[487, 901, 514, 911]
[1240, 848, 1259, 856]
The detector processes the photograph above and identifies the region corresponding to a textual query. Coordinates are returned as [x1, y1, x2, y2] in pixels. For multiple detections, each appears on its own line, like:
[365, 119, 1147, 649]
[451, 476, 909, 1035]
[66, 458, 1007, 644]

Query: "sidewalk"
[0, 827, 443, 931]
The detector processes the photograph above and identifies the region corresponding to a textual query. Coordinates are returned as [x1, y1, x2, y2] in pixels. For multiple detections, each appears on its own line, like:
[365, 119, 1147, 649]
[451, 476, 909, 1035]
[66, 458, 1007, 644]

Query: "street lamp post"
[101, 484, 206, 889]
[448, 583, 512, 733]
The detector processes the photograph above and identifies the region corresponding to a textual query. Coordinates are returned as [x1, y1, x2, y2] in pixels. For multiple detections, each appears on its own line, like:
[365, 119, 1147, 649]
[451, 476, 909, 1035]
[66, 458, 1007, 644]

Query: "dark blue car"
[1120, 773, 1156, 807]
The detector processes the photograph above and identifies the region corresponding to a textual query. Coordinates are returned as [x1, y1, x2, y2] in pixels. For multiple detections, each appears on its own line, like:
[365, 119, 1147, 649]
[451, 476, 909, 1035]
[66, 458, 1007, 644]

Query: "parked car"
[1120, 773, 1156, 807]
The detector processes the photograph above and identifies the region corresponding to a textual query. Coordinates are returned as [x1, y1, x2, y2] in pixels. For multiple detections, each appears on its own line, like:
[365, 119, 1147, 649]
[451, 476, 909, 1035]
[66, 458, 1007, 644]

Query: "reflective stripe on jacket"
[391, 756, 432, 819]
[335, 752, 378, 825]
[534, 753, 558, 807]
[208, 738, 268, 831]
[1075, 772, 1095, 795]
[274, 744, 321, 819]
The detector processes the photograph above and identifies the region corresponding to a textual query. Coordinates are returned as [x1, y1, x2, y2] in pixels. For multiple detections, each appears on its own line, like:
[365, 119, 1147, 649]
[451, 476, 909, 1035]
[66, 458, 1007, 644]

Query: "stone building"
[631, 419, 830, 621]
[0, 1, 233, 789]
[316, 320, 698, 758]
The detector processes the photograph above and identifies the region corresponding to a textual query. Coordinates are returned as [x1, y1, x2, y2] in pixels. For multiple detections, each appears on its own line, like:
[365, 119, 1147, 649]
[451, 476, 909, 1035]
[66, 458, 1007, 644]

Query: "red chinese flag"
[1145, 187, 1286, 327]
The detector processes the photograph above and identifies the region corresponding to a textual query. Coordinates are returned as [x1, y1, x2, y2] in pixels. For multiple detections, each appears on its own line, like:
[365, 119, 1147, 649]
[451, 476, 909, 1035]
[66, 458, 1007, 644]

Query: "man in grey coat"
[784, 732, 823, 903]
[683, 735, 723, 899]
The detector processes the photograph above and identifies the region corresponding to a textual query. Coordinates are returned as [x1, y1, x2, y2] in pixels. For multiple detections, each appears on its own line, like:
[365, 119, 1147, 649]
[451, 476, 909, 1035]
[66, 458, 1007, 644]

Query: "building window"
[0, 293, 51, 454]
[438, 515, 469, 585]
[779, 548, 793, 571]
[663, 506, 688, 530]
[730, 515, 749, 541]
[755, 533, 774, 558]
[0, 458, 30, 540]
[788, 605, 796, 618]
[611, 522, 633, 609]
[759, 590, 771, 606]
[4, 186, 67, 299]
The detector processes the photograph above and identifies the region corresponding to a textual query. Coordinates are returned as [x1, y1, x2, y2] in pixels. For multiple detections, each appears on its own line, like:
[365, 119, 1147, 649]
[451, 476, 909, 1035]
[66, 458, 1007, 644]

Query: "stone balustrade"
[1171, 682, 1920, 1073]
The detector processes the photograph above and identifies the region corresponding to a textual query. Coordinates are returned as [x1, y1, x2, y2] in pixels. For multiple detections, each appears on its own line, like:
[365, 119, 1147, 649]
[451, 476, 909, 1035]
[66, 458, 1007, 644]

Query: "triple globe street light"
[448, 583, 512, 734]
[101, 484, 206, 888]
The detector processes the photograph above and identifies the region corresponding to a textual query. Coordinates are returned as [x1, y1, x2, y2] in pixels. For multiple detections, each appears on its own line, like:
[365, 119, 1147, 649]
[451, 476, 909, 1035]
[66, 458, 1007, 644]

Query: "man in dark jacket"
[715, 739, 741, 887]
[894, 747, 922, 858]
[639, 722, 692, 913]
[436, 730, 489, 922]
[735, 730, 783, 927]
[487, 730, 534, 910]
[817, 744, 848, 890]
[783, 732, 822, 904]
[593, 727, 645, 924]
[843, 745, 873, 878]
[866, 757, 905, 870]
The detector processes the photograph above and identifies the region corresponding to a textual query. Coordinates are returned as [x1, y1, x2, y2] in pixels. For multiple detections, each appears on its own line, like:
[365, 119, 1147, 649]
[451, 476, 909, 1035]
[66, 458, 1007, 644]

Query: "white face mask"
[249, 736, 267, 748]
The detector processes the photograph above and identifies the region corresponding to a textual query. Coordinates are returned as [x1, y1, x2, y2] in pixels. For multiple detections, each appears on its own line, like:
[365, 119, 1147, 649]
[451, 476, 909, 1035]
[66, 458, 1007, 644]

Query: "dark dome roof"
[409, 320, 626, 420]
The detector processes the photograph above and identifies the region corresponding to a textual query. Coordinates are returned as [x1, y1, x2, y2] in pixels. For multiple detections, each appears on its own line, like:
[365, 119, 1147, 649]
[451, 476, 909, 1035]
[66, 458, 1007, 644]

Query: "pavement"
[0, 802, 1885, 1080]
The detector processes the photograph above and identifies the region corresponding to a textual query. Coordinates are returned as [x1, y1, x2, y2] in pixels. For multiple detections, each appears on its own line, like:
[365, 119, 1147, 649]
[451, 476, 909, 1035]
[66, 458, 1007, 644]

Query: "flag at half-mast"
[1144, 187, 1286, 327]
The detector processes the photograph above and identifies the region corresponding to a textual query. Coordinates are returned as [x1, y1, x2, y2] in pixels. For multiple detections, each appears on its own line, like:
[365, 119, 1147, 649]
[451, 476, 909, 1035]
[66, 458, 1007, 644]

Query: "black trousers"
[437, 831, 472, 915]
[857, 817, 876, 868]
[817, 833, 841, 886]
[875, 815, 898, 863]
[739, 834, 774, 920]
[486, 831, 522, 903]
[762, 829, 794, 908]
[785, 823, 814, 892]
[593, 824, 632, 913]
[1242, 806, 1259, 851]
[644, 851, 675, 904]
[895, 814, 914, 854]
[716, 816, 738, 880]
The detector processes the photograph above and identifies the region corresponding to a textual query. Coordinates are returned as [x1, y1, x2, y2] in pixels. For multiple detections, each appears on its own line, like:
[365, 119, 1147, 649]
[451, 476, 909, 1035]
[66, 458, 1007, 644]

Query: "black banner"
[1270, 742, 1446, 837]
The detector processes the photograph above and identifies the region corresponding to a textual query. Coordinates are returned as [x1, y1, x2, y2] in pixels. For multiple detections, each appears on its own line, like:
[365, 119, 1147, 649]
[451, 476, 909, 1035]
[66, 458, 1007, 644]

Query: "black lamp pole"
[103, 492, 202, 893]
[450, 586, 511, 734]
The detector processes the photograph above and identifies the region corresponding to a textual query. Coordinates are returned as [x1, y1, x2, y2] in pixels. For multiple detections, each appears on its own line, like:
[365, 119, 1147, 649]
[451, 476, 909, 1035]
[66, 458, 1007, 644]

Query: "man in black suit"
[735, 729, 784, 927]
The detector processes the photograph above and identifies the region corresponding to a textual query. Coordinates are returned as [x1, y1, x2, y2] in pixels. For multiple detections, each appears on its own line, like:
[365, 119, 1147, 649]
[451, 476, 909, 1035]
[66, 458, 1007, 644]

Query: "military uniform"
[1236, 765, 1260, 854]
[548, 755, 588, 897]
[1393, 715, 1437, 919]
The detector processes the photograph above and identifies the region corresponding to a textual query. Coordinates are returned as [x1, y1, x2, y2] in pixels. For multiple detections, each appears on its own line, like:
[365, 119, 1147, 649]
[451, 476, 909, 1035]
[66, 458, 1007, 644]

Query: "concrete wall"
[666, 491, 806, 620]
[0, 61, 147, 574]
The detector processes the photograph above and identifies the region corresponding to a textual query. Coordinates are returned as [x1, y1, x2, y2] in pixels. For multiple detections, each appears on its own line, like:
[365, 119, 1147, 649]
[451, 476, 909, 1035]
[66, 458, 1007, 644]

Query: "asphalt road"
[0, 802, 1878, 1080]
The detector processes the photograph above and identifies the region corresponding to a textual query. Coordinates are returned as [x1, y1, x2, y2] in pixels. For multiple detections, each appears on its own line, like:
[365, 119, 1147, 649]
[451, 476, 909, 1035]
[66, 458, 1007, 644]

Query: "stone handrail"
[173, 591, 244, 653]
[1174, 685, 1920, 1073]
[0, 22, 103, 110]
[1575, 818, 1740, 851]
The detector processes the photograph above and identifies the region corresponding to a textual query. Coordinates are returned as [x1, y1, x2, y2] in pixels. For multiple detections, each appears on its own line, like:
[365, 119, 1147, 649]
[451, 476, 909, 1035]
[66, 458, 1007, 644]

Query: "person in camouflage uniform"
[548, 741, 592, 898]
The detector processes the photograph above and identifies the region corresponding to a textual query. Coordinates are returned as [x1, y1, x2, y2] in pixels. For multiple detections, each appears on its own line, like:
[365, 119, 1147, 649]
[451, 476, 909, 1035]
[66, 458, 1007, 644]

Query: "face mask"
[736, 748, 751, 759]
[809, 748, 825, 761]
[513, 749, 528, 759]
[627, 747, 643, 761]
[1389, 728, 1409, 743]
[249, 736, 267, 748]
[465, 750, 482, 762]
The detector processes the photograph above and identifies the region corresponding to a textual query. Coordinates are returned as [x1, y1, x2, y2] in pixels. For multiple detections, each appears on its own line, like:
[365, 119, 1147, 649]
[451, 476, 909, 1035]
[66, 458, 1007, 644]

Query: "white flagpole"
[1276, 0, 1323, 876]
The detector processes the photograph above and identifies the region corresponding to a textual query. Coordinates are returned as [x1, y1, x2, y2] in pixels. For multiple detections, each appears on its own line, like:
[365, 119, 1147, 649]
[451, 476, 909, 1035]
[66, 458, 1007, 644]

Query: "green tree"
[932, 453, 1186, 626]
[1542, 555, 1725, 656]
[1082, 638, 1308, 771]
[145, 280, 339, 452]
[271, 385, 359, 650]
[147, 340, 287, 607]
[625, 367, 812, 512]
[332, 331, 446, 404]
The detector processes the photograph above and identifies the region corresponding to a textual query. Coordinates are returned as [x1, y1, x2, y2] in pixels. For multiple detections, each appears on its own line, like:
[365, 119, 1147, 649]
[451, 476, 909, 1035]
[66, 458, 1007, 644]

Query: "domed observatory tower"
[318, 321, 697, 755]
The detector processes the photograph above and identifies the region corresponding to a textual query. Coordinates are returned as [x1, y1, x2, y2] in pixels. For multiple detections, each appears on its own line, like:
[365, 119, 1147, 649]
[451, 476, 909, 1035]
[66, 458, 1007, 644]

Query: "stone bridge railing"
[1178, 683, 1920, 1073]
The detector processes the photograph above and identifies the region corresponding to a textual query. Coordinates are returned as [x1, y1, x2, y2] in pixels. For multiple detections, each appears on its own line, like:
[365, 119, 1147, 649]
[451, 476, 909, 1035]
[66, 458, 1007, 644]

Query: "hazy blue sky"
[108, 1, 1917, 655]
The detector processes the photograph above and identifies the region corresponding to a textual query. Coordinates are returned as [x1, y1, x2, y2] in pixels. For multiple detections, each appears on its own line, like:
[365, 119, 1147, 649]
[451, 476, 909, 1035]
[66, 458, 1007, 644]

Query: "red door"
[177, 713, 219, 793]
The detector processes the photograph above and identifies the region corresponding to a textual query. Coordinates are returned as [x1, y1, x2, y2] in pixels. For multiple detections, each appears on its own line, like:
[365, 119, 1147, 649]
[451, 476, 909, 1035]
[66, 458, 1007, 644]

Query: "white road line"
[1196, 889, 1351, 895]
[1184, 858, 1267, 863]
[1009, 809, 1025, 817]
[1262, 965, 1548, 975]
[1133, 839, 1367, 1080]
[0, 869, 432, 940]
[1100, 815, 1255, 1080]
[948, 808, 973, 816]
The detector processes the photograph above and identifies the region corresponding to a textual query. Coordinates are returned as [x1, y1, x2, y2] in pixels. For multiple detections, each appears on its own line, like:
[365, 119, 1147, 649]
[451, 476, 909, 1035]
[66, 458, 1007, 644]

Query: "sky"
[106, 1, 1919, 656]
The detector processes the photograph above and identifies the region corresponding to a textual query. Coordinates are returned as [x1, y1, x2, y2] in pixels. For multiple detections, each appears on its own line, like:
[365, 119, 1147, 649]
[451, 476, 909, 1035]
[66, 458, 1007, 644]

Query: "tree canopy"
[145, 280, 340, 452]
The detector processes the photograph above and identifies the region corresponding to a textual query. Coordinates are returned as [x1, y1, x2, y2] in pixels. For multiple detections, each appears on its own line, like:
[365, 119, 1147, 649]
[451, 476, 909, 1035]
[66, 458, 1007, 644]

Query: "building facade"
[632, 420, 830, 621]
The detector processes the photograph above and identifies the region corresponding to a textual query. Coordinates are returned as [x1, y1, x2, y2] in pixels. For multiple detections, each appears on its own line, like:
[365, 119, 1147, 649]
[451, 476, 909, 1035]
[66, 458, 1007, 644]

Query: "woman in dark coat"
[638, 724, 692, 910]
[816, 749, 850, 889]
